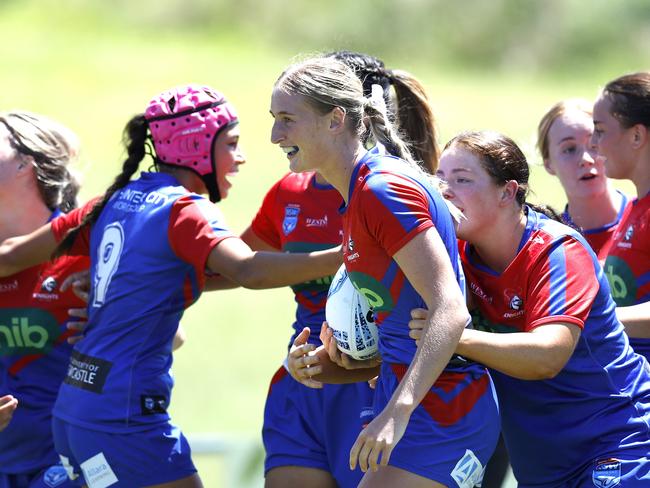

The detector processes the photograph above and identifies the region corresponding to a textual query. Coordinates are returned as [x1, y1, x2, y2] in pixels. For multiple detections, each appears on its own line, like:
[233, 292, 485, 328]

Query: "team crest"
[624, 224, 634, 241]
[509, 295, 523, 310]
[41, 276, 57, 292]
[348, 236, 355, 252]
[592, 458, 621, 488]
[43, 464, 69, 487]
[282, 205, 300, 236]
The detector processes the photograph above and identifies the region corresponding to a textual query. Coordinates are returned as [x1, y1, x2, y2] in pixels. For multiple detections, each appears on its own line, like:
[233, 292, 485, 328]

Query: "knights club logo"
[624, 224, 634, 241]
[504, 288, 523, 310]
[41, 276, 57, 292]
[282, 205, 300, 236]
[347, 236, 355, 252]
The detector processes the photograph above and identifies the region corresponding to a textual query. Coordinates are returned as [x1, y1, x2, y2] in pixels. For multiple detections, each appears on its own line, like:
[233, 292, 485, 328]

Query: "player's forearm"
[456, 326, 574, 380]
[389, 306, 465, 414]
[239, 247, 341, 289]
[616, 303, 650, 338]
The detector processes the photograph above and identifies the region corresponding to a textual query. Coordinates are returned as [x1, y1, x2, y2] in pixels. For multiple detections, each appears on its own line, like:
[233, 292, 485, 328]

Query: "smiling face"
[544, 109, 607, 200]
[591, 94, 636, 180]
[212, 125, 245, 200]
[437, 144, 505, 242]
[269, 88, 332, 174]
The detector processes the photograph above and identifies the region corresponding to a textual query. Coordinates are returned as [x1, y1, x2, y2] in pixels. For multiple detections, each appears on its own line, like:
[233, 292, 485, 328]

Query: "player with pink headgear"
[0, 84, 341, 487]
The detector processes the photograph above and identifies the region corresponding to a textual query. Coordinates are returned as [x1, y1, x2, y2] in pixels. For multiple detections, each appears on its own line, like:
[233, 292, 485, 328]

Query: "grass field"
[0, 3, 642, 486]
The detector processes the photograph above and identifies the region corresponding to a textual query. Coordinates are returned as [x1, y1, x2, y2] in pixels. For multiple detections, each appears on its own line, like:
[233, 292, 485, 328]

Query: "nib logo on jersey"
[0, 309, 61, 356]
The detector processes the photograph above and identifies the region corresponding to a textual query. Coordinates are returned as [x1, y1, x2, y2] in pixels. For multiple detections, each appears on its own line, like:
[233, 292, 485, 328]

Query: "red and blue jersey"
[602, 193, 650, 358]
[562, 190, 628, 260]
[464, 208, 650, 486]
[49, 172, 234, 433]
[341, 151, 467, 366]
[251, 172, 342, 348]
[0, 210, 89, 474]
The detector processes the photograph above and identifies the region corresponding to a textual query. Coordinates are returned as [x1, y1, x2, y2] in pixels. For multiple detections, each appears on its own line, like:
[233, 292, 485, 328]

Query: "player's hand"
[61, 270, 90, 344]
[0, 395, 18, 431]
[287, 327, 323, 389]
[320, 322, 381, 370]
[61, 269, 90, 302]
[349, 404, 409, 473]
[408, 308, 428, 346]
[66, 307, 88, 345]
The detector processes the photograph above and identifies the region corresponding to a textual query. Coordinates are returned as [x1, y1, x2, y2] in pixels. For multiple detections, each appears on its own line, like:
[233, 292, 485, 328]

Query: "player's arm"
[0, 223, 57, 276]
[350, 226, 469, 472]
[616, 303, 650, 338]
[203, 225, 280, 291]
[206, 237, 341, 290]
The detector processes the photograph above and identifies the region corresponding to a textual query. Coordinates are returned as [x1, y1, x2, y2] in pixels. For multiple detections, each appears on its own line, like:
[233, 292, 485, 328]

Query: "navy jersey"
[50, 173, 234, 432]
[464, 208, 650, 486]
[0, 210, 89, 474]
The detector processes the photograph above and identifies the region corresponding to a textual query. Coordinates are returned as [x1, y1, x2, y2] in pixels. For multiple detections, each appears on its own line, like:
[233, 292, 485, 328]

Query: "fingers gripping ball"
[326, 265, 378, 360]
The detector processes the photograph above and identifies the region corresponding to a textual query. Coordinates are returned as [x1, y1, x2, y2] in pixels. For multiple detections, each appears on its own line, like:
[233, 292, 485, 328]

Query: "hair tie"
[367, 84, 388, 118]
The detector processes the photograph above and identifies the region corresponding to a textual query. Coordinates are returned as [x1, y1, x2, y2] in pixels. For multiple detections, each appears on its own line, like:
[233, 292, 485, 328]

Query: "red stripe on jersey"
[391, 364, 489, 427]
[267, 365, 289, 396]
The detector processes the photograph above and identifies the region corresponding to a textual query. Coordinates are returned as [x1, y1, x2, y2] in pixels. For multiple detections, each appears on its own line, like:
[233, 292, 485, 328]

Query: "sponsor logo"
[469, 282, 492, 303]
[349, 270, 394, 312]
[0, 280, 18, 293]
[43, 464, 69, 487]
[113, 188, 169, 213]
[41, 276, 57, 292]
[64, 350, 113, 393]
[604, 256, 637, 307]
[282, 205, 300, 235]
[0, 309, 61, 356]
[80, 452, 118, 488]
[141, 394, 168, 415]
[451, 449, 484, 488]
[306, 214, 328, 228]
[592, 458, 621, 488]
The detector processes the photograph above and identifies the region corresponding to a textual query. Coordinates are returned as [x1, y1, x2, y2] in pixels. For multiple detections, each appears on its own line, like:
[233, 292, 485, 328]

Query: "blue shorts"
[0, 463, 83, 488]
[52, 418, 197, 487]
[374, 363, 500, 487]
[263, 366, 375, 488]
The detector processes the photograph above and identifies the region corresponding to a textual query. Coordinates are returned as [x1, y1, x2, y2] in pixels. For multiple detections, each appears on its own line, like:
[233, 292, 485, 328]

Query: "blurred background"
[1, 0, 648, 485]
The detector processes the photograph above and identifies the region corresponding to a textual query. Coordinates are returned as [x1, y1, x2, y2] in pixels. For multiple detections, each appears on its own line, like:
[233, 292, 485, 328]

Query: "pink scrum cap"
[144, 84, 239, 202]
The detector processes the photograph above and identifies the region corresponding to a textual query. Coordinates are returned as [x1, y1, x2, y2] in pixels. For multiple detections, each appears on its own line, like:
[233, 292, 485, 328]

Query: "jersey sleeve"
[361, 172, 434, 256]
[525, 236, 598, 331]
[50, 197, 99, 255]
[250, 178, 283, 249]
[168, 195, 236, 272]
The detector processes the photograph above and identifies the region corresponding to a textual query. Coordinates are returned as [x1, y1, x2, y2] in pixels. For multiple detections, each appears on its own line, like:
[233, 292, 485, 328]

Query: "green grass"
[0, 3, 641, 486]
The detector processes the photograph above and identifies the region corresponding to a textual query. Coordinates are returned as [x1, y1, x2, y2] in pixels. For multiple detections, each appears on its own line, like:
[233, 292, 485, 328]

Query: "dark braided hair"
[55, 114, 149, 257]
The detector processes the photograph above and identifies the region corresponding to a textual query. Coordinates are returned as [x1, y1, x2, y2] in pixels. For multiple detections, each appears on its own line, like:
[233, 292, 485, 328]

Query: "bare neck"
[318, 139, 367, 203]
[470, 208, 527, 273]
[565, 186, 622, 230]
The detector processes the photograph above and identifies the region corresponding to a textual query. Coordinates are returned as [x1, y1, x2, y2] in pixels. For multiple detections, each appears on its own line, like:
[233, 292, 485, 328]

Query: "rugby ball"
[325, 265, 378, 360]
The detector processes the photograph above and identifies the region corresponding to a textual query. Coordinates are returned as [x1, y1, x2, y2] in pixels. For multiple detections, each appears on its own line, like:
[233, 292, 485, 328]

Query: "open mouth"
[282, 146, 299, 158]
[579, 173, 597, 181]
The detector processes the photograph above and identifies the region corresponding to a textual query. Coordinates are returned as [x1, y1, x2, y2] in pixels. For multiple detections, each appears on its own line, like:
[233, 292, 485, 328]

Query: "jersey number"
[93, 223, 124, 307]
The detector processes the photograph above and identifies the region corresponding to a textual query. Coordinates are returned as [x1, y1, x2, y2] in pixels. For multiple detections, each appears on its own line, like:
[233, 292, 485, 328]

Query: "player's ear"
[542, 158, 555, 176]
[631, 123, 648, 149]
[500, 180, 519, 206]
[328, 107, 346, 133]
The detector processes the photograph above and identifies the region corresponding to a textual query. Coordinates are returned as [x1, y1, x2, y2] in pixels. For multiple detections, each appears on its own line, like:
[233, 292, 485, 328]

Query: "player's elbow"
[231, 263, 269, 289]
[526, 363, 563, 380]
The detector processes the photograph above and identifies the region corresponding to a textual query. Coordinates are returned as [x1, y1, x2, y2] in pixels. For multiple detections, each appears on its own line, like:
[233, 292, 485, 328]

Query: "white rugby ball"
[325, 265, 378, 360]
